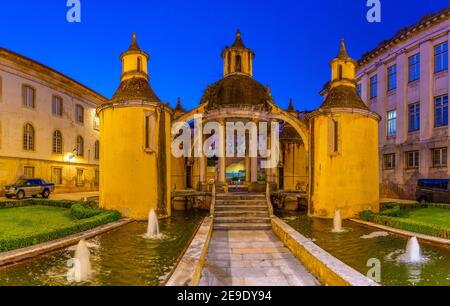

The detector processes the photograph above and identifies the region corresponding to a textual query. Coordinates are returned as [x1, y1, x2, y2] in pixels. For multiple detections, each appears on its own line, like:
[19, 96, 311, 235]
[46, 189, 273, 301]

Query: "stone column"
[245, 135, 251, 184]
[250, 120, 259, 183]
[218, 119, 226, 185]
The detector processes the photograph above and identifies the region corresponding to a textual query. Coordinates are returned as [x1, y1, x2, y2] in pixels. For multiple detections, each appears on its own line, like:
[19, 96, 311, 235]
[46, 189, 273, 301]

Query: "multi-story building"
[0, 48, 106, 195]
[357, 5, 450, 199]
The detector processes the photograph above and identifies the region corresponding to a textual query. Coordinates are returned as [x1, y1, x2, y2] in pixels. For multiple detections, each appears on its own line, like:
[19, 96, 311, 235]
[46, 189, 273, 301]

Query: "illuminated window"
[387, 110, 397, 137]
[94, 114, 100, 130]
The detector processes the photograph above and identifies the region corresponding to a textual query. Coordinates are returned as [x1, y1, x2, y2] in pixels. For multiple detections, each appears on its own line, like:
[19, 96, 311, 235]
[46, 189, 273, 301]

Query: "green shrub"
[379, 205, 409, 218]
[0, 210, 122, 252]
[70, 204, 103, 220]
[373, 215, 450, 239]
[0, 199, 98, 210]
[360, 210, 373, 221]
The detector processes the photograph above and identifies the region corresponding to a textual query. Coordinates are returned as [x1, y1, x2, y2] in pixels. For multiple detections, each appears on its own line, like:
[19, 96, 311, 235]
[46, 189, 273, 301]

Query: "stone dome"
[201, 74, 270, 110]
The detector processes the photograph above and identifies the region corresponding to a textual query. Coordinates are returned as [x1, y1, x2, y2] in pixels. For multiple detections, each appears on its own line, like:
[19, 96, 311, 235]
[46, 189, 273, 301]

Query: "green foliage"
[379, 205, 409, 218]
[0, 207, 121, 252]
[70, 204, 103, 220]
[0, 199, 99, 210]
[360, 210, 373, 222]
[373, 215, 450, 239]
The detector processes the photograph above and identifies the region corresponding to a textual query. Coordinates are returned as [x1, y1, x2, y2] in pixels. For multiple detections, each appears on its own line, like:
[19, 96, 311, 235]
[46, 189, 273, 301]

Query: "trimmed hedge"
[360, 210, 373, 222]
[378, 205, 410, 218]
[373, 215, 450, 239]
[0, 199, 99, 210]
[71, 204, 103, 220]
[0, 210, 121, 252]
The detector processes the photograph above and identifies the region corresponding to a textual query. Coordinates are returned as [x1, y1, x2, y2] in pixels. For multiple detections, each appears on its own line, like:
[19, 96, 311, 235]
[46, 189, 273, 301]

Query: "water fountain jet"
[145, 209, 160, 239]
[401, 237, 423, 264]
[70, 239, 91, 282]
[332, 209, 344, 233]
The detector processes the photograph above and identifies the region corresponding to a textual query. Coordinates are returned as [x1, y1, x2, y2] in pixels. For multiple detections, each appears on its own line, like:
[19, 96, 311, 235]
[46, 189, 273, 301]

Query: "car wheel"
[17, 190, 25, 200]
[42, 189, 50, 199]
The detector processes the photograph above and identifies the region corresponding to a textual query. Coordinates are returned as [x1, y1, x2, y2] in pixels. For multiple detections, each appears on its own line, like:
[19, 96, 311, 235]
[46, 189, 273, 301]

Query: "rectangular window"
[52, 96, 63, 117]
[409, 102, 420, 132]
[435, 95, 448, 128]
[357, 83, 362, 97]
[387, 110, 397, 137]
[388, 65, 397, 91]
[435, 42, 448, 73]
[145, 113, 156, 151]
[22, 85, 35, 108]
[409, 54, 420, 82]
[370, 75, 378, 99]
[94, 114, 100, 130]
[406, 151, 420, 169]
[75, 105, 84, 124]
[23, 166, 35, 178]
[76, 169, 84, 186]
[383, 154, 396, 170]
[432, 148, 448, 167]
[51, 168, 63, 185]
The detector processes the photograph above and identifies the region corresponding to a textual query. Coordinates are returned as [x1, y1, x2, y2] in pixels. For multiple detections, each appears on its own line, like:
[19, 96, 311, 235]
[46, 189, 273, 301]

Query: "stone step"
[213, 223, 273, 231]
[215, 205, 269, 211]
[215, 211, 269, 217]
[216, 195, 265, 201]
[215, 217, 271, 224]
[215, 200, 267, 205]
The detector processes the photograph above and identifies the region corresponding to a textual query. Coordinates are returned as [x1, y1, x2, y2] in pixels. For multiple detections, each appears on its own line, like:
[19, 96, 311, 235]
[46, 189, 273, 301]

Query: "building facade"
[357, 6, 450, 199]
[0, 48, 105, 195]
[100, 31, 380, 220]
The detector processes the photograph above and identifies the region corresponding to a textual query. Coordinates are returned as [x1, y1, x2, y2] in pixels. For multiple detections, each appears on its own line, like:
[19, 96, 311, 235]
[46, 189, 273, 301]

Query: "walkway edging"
[0, 219, 133, 267]
[272, 217, 379, 286]
[350, 219, 450, 246]
[166, 217, 214, 286]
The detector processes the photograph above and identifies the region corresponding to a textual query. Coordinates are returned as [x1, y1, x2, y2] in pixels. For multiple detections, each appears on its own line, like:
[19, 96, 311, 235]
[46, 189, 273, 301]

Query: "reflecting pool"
[0, 211, 206, 286]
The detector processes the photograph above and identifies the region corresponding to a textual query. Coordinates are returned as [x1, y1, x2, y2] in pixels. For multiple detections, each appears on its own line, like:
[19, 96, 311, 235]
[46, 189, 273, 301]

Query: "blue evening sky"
[0, 0, 448, 111]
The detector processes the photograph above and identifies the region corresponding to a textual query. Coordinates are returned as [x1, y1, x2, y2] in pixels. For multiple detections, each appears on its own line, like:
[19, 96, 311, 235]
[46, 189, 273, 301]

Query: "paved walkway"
[199, 230, 320, 286]
[0, 191, 99, 201]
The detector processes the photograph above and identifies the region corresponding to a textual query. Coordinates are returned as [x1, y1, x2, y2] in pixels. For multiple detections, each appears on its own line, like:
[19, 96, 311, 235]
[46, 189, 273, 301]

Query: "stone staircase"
[214, 193, 272, 231]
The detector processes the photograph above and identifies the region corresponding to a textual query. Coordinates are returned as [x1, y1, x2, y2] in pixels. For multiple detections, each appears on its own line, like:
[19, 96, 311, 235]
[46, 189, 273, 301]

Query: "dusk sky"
[0, 0, 448, 111]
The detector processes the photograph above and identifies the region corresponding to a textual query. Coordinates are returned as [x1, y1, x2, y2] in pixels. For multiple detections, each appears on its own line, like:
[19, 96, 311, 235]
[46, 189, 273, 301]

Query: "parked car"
[416, 179, 450, 204]
[3, 178, 55, 200]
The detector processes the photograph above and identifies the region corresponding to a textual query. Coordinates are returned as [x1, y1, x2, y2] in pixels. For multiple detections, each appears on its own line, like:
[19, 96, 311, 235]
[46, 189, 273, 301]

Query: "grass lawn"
[0, 206, 79, 241]
[405, 208, 450, 229]
[0, 205, 121, 252]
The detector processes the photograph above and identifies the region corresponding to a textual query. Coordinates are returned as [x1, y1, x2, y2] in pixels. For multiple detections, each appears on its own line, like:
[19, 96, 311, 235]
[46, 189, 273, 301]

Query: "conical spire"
[337, 38, 349, 60]
[128, 32, 141, 52]
[232, 29, 246, 48]
[287, 98, 295, 112]
[175, 97, 186, 112]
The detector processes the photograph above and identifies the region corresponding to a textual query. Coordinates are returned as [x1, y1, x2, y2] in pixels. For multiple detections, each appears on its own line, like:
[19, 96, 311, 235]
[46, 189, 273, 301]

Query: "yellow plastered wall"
[283, 143, 308, 191]
[99, 106, 171, 220]
[310, 113, 380, 219]
[330, 60, 355, 82]
[121, 53, 148, 81]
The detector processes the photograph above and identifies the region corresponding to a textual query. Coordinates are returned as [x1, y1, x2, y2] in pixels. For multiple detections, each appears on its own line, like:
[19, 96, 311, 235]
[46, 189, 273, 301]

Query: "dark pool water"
[277, 211, 450, 286]
[0, 211, 206, 286]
